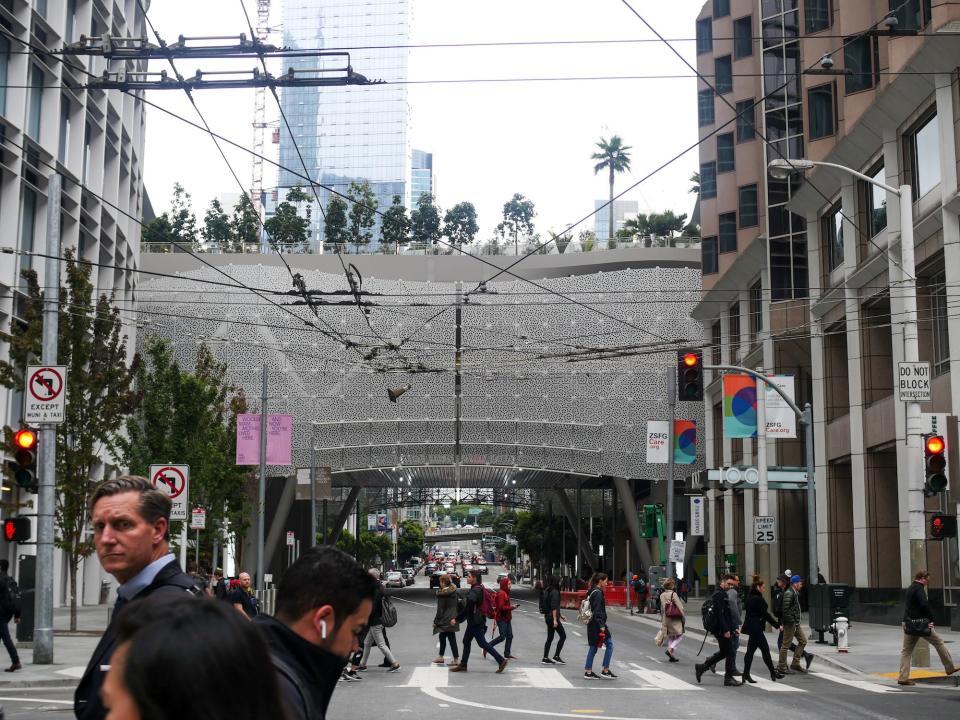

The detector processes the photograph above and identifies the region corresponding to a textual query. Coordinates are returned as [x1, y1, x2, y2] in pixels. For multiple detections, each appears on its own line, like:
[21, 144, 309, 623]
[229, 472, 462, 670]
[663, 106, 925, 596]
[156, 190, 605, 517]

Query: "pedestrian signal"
[2, 517, 30, 543]
[930, 513, 957, 540]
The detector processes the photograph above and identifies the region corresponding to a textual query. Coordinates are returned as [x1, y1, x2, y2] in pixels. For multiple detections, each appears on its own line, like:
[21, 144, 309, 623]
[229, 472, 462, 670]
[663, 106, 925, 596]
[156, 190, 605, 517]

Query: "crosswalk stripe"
[405, 666, 449, 688]
[747, 675, 805, 692]
[813, 672, 898, 693]
[630, 668, 702, 691]
[515, 668, 576, 689]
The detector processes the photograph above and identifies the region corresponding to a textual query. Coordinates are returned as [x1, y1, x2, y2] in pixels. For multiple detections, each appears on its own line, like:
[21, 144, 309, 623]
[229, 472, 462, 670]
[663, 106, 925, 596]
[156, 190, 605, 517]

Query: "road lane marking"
[746, 675, 805, 692]
[0, 696, 74, 705]
[629, 668, 701, 691]
[405, 666, 449, 688]
[515, 667, 576, 689]
[571, 630, 582, 637]
[813, 672, 904, 693]
[392, 596, 435, 609]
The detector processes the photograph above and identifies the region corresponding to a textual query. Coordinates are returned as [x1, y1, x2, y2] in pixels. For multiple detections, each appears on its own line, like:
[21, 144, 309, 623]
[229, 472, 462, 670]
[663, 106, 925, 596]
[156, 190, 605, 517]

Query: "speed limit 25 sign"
[754, 516, 777, 544]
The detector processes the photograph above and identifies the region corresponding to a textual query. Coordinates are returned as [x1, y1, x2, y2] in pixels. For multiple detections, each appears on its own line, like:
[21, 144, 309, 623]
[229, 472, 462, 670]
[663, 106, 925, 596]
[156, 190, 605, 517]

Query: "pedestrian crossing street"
[398, 662, 906, 694]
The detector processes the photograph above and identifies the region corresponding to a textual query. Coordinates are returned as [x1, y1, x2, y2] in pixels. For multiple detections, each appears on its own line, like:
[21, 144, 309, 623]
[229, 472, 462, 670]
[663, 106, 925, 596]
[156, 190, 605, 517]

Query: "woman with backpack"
[658, 578, 686, 662]
[432, 574, 460, 666]
[583, 572, 616, 680]
[489, 576, 519, 660]
[540, 576, 566, 665]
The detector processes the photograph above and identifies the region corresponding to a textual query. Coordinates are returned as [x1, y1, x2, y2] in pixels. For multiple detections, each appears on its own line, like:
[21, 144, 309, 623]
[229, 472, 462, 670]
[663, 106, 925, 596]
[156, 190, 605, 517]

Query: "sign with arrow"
[25, 365, 67, 423]
[149, 464, 190, 521]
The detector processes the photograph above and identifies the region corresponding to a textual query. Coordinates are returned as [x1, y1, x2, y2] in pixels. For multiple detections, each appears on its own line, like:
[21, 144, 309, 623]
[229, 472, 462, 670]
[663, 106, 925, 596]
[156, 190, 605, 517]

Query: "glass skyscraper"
[279, 0, 411, 247]
[411, 149, 434, 202]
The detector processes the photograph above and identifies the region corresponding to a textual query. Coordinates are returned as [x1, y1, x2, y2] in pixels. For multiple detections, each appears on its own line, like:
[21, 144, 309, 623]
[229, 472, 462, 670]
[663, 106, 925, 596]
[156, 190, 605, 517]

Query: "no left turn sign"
[24, 365, 67, 423]
[149, 464, 190, 521]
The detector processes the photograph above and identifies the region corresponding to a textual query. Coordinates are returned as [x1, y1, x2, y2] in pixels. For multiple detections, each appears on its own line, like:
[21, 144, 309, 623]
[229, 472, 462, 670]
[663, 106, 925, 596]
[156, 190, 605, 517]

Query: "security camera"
[820, 53, 834, 70]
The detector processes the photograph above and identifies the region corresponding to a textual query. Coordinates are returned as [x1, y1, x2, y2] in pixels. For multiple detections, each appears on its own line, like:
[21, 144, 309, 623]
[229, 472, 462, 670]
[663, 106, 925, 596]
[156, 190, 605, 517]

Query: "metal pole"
[322, 499, 328, 544]
[455, 282, 462, 504]
[666, 370, 677, 579]
[804, 404, 817, 589]
[195, 527, 200, 567]
[576, 482, 582, 579]
[756, 367, 771, 599]
[35, 173, 61, 665]
[309, 445, 317, 548]
[256, 364, 267, 592]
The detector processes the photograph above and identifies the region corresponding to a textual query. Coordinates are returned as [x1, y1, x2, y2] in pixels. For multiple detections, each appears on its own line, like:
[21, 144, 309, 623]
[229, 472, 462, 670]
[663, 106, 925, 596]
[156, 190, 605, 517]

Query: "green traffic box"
[808, 583, 851, 645]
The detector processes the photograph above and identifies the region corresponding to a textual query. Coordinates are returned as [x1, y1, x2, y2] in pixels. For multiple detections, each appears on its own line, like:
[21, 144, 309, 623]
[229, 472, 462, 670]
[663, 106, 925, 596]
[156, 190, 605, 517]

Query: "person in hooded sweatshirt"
[432, 574, 461, 666]
[489, 576, 519, 659]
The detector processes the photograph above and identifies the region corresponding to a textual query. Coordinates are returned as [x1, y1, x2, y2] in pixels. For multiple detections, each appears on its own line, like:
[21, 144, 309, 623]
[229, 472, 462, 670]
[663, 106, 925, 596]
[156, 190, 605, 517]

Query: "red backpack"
[477, 585, 497, 619]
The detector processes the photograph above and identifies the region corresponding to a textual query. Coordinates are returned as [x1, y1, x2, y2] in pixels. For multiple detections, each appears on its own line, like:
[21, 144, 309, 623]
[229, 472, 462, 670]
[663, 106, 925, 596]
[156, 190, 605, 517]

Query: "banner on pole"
[236, 414, 294, 465]
[764, 375, 797, 438]
[673, 420, 697, 464]
[723, 374, 757, 438]
[690, 496, 705, 535]
[646, 420, 670, 464]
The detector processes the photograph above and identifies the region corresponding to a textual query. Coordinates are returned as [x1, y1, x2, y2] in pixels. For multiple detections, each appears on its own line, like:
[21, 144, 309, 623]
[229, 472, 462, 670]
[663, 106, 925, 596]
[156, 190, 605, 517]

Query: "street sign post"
[754, 515, 777, 544]
[898, 361, 931, 402]
[286, 531, 295, 547]
[668, 540, 686, 563]
[149, 464, 189, 521]
[24, 366, 67, 424]
[190, 508, 206, 530]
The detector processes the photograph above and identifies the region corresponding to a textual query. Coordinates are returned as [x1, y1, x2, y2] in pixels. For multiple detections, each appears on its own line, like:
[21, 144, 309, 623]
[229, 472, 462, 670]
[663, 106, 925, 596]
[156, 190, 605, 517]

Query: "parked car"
[430, 570, 461, 589]
[385, 571, 405, 589]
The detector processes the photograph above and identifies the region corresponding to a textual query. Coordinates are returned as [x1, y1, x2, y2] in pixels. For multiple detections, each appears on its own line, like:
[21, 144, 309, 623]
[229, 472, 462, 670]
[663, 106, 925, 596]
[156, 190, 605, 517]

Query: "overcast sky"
[142, 0, 703, 240]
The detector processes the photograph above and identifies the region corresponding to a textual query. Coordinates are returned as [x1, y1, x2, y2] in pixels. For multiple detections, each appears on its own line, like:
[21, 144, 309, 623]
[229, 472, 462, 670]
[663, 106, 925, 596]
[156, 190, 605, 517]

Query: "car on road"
[475, 562, 489, 575]
[384, 571, 405, 588]
[424, 563, 436, 576]
[497, 572, 510, 584]
[400, 568, 415, 586]
[430, 570, 461, 589]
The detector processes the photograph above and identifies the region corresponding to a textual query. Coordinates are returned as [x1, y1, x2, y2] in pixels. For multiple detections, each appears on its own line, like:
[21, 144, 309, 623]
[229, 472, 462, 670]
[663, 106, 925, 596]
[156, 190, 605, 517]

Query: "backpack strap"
[271, 654, 316, 719]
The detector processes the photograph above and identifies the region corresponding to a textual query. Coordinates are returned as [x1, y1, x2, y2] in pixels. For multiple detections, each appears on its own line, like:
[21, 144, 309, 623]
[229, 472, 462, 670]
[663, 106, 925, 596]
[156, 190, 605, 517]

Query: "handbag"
[904, 617, 931, 637]
[655, 628, 666, 646]
[665, 592, 683, 619]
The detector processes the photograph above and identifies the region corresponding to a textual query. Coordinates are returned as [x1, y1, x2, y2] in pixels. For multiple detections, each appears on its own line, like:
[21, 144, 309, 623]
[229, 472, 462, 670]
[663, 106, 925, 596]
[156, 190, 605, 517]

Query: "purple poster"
[236, 414, 293, 466]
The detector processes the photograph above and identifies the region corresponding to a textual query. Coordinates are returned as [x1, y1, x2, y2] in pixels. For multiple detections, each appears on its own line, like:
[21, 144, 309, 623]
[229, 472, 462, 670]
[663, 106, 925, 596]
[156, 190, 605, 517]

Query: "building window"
[717, 133, 735, 173]
[865, 163, 887, 237]
[697, 18, 713, 54]
[808, 83, 835, 140]
[27, 65, 43, 140]
[714, 0, 730, 18]
[738, 184, 758, 227]
[36, 0, 47, 17]
[749, 281, 763, 341]
[698, 89, 715, 126]
[702, 236, 719, 275]
[715, 56, 733, 94]
[700, 162, 717, 199]
[906, 110, 940, 200]
[712, 321, 722, 365]
[889, 0, 931, 31]
[58, 97, 70, 164]
[805, 0, 831, 33]
[736, 99, 756, 142]
[931, 271, 949, 375]
[844, 35, 878, 94]
[729, 302, 741, 361]
[719, 212, 737, 253]
[734, 16, 753, 58]
[823, 201, 844, 271]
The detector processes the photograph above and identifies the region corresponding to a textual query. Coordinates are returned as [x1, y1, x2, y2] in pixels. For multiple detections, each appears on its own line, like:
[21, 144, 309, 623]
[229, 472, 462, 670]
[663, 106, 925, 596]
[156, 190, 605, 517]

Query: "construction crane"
[251, 0, 272, 236]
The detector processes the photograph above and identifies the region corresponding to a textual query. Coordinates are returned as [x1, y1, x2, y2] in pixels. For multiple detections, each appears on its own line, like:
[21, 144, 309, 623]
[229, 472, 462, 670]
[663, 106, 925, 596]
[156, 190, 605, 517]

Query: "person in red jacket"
[488, 577, 519, 659]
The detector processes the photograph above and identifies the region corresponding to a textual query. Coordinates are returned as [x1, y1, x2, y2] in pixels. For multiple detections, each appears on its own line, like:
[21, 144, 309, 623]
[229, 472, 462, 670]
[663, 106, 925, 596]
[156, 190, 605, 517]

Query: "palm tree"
[689, 171, 700, 196]
[592, 135, 632, 244]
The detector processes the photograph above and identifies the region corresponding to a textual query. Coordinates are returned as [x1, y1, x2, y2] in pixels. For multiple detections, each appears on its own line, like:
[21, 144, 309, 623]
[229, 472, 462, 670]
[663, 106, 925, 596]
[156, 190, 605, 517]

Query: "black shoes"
[742, 674, 757, 684]
[695, 663, 706, 683]
[804, 653, 815, 670]
[4, 662, 20, 673]
[553, 656, 566, 665]
[724, 676, 743, 687]
[770, 668, 783, 681]
[584, 670, 600, 680]
[600, 669, 617, 680]
[541, 658, 555, 665]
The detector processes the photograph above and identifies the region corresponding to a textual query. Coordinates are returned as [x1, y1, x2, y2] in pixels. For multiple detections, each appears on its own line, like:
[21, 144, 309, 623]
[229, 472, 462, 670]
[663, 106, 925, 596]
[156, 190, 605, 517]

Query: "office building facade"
[594, 199, 639, 241]
[411, 148, 434, 202]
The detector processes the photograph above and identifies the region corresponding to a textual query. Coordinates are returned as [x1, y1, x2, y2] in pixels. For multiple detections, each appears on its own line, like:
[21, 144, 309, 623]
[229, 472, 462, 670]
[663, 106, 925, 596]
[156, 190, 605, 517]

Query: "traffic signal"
[677, 350, 704, 401]
[12, 428, 38, 492]
[923, 433, 948, 496]
[930, 513, 957, 540]
[2, 517, 30, 543]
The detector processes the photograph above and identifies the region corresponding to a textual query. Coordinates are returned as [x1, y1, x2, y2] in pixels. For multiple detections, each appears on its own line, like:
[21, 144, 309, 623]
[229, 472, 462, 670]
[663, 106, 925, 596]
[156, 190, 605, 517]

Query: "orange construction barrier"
[559, 590, 586, 609]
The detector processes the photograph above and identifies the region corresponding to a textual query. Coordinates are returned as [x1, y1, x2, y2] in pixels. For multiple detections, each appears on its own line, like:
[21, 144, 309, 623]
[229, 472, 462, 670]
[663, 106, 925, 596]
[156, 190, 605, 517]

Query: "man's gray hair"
[90, 475, 172, 539]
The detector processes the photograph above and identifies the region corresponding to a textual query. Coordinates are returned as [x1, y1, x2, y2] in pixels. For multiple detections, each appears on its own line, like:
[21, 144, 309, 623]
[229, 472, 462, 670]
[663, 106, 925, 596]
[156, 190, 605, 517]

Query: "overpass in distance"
[424, 527, 492, 543]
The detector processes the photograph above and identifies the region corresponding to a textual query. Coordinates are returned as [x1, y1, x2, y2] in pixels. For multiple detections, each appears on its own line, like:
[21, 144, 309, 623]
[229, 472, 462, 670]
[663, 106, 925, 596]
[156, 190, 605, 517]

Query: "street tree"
[592, 135, 632, 243]
[410, 193, 442, 249]
[0, 252, 141, 630]
[324, 196, 350, 252]
[381, 195, 411, 253]
[442, 201, 479, 248]
[169, 183, 200, 250]
[496, 193, 536, 255]
[141, 212, 175, 251]
[397, 519, 425, 562]
[231, 194, 261, 252]
[554, 233, 573, 254]
[201, 199, 232, 252]
[264, 188, 312, 253]
[347, 181, 378, 253]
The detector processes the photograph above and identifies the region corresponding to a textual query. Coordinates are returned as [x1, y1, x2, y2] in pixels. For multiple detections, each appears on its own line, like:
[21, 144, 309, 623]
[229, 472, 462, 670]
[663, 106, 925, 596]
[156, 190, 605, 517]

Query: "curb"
[0, 677, 80, 689]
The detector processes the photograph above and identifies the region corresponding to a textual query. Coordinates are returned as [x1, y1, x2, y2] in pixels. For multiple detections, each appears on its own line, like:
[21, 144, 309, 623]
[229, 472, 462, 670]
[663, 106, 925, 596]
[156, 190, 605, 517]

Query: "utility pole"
[256, 364, 267, 591]
[454, 282, 462, 504]
[309, 444, 317, 548]
[756, 366, 771, 603]
[35, 173, 61, 665]
[665, 370, 677, 579]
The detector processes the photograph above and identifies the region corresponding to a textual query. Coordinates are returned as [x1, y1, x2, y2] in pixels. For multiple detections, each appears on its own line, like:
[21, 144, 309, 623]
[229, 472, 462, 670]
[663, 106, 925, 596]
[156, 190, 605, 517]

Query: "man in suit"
[74, 476, 201, 720]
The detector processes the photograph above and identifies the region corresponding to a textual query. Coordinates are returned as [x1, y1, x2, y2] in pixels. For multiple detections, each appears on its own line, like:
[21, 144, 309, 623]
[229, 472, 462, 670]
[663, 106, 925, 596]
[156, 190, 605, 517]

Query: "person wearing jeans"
[358, 572, 400, 672]
[450, 569, 508, 673]
[489, 577, 518, 659]
[0, 560, 19, 672]
[584, 573, 617, 680]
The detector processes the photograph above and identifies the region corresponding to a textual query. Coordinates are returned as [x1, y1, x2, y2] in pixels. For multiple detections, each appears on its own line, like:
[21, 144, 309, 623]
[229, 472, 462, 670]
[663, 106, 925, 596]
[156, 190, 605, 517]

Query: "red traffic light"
[2, 517, 29, 543]
[931, 513, 958, 540]
[682, 352, 700, 367]
[926, 435, 945, 455]
[13, 429, 36, 450]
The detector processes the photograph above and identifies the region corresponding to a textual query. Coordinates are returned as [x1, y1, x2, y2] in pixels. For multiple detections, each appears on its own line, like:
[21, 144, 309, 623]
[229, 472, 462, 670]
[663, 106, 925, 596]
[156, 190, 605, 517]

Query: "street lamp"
[766, 157, 924, 583]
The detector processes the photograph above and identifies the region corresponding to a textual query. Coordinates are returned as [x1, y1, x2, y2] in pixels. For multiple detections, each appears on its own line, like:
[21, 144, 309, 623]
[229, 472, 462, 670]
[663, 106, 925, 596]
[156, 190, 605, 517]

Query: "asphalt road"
[8, 572, 958, 719]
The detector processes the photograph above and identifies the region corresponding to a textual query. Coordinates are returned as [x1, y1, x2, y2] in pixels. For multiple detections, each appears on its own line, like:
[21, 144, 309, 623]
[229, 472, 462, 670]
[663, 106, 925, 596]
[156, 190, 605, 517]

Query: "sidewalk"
[616, 596, 960, 685]
[0, 604, 109, 688]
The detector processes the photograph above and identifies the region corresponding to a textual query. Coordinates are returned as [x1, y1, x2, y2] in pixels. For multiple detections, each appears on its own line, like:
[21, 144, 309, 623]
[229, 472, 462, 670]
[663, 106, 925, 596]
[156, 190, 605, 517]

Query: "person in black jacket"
[740, 576, 784, 684]
[450, 569, 507, 673]
[695, 574, 742, 687]
[584, 572, 617, 680]
[255, 546, 380, 718]
[541, 575, 566, 665]
[0, 559, 21, 672]
[75, 476, 203, 720]
[898, 569, 958, 685]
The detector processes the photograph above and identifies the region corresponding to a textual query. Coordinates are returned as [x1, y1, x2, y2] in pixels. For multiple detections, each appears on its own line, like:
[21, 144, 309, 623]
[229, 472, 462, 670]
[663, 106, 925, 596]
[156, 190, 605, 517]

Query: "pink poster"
[236, 414, 293, 466]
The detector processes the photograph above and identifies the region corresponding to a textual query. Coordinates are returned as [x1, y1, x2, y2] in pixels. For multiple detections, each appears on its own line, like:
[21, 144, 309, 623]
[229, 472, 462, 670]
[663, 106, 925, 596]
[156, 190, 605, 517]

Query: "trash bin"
[808, 583, 851, 645]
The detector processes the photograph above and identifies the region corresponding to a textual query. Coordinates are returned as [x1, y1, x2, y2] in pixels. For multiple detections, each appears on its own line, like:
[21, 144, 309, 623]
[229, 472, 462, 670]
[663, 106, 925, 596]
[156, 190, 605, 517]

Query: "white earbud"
[320, 620, 328, 640]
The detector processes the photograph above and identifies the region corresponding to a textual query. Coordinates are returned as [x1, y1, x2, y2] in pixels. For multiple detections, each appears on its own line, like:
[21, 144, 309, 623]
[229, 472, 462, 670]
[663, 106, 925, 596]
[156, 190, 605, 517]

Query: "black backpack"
[539, 589, 550, 614]
[0, 576, 20, 616]
[701, 596, 718, 634]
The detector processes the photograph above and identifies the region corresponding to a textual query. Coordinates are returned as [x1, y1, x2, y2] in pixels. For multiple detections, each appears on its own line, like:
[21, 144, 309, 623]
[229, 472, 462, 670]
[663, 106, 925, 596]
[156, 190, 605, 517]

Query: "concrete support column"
[708, 487, 718, 586]
[610, 479, 652, 570]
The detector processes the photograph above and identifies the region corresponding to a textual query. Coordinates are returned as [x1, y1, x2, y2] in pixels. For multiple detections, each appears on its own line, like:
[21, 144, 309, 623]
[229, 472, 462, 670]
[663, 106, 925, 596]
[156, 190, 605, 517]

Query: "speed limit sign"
[754, 516, 777, 544]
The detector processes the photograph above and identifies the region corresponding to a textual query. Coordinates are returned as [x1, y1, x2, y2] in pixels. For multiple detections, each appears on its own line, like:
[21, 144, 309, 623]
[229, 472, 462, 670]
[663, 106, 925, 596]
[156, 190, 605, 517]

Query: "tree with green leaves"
[231, 194, 261, 252]
[141, 212, 175, 251]
[201, 199, 232, 252]
[381, 195, 411, 253]
[347, 181, 378, 253]
[397, 519, 425, 562]
[592, 135, 632, 243]
[119, 337, 252, 569]
[442, 201, 479, 249]
[170, 183, 200, 250]
[578, 229, 596, 252]
[410, 193, 442, 250]
[554, 233, 573, 254]
[324, 196, 350, 252]
[264, 187, 312, 253]
[0, 251, 141, 630]
[496, 193, 536, 255]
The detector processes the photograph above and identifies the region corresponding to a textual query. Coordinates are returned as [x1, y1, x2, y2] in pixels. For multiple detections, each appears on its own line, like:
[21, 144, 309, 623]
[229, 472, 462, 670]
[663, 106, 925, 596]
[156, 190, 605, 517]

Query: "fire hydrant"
[831, 616, 850, 652]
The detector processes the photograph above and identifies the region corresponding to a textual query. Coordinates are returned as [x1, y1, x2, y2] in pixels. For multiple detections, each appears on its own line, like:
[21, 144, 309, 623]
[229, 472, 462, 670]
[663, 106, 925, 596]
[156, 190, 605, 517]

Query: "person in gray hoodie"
[726, 574, 743, 676]
[432, 574, 460, 666]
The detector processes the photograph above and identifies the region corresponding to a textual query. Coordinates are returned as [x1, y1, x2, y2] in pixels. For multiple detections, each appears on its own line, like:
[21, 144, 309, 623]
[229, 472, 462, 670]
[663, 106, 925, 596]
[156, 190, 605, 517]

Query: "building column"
[708, 487, 719, 586]
[840, 176, 870, 588]
[742, 282, 756, 576]
[936, 75, 960, 425]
